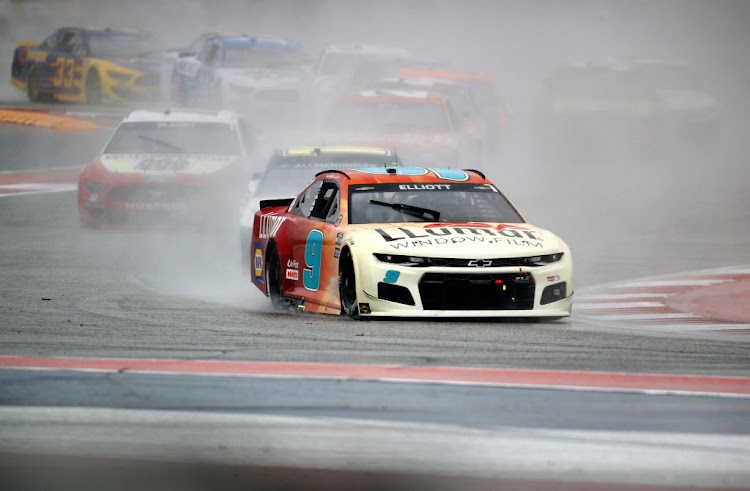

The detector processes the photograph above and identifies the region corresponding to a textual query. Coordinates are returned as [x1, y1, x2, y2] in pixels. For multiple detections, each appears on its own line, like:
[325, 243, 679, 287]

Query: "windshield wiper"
[370, 200, 441, 222]
[137, 135, 184, 153]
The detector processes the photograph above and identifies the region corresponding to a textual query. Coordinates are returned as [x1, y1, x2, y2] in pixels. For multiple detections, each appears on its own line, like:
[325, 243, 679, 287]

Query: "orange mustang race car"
[251, 167, 573, 319]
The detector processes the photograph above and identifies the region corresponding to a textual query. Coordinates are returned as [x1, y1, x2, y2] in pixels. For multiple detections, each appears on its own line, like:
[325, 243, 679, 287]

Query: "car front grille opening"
[377, 282, 416, 306]
[418, 272, 535, 310]
[540, 282, 567, 305]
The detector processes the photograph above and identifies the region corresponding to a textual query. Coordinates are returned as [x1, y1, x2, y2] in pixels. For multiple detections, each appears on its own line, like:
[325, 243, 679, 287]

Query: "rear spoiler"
[259, 197, 294, 210]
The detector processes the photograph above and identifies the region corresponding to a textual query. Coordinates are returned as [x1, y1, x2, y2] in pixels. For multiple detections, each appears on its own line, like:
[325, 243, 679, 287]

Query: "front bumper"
[354, 256, 573, 318]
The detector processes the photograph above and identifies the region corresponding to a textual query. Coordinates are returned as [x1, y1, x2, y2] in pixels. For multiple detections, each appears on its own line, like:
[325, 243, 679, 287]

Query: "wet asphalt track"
[1, 113, 750, 489]
[2, 3, 750, 484]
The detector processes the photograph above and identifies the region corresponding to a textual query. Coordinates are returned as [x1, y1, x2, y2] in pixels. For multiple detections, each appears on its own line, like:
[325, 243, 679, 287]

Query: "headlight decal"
[373, 252, 564, 267]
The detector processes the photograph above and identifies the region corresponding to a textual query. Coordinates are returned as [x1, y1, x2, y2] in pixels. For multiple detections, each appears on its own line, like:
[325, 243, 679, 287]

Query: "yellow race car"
[11, 27, 161, 104]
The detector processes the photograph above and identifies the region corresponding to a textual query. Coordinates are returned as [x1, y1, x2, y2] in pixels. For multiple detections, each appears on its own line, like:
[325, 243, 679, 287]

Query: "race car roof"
[284, 146, 396, 157]
[342, 89, 448, 104]
[66, 27, 152, 38]
[318, 167, 487, 183]
[211, 35, 302, 50]
[122, 108, 240, 124]
[396, 67, 491, 82]
[323, 43, 410, 56]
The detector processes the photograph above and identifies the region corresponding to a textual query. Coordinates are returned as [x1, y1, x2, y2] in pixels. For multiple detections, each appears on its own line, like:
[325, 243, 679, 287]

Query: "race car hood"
[222, 68, 304, 89]
[100, 154, 238, 175]
[351, 222, 567, 257]
[657, 90, 719, 117]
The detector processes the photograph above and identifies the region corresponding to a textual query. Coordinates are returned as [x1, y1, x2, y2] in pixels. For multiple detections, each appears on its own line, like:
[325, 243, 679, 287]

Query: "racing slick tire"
[26, 66, 43, 102]
[86, 69, 102, 104]
[265, 244, 285, 310]
[338, 248, 360, 319]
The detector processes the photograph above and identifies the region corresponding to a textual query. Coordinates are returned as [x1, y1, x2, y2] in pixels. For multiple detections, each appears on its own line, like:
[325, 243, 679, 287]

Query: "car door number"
[303, 229, 323, 291]
[51, 57, 76, 89]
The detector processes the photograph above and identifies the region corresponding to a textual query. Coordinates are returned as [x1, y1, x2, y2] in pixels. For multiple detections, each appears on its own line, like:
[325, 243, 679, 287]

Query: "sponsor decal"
[335, 215, 343, 226]
[358, 303, 371, 315]
[334, 247, 340, 259]
[286, 269, 299, 280]
[135, 157, 190, 172]
[335, 232, 344, 245]
[287, 259, 299, 268]
[398, 184, 451, 190]
[253, 243, 263, 283]
[259, 214, 286, 239]
[384, 270, 400, 283]
[373, 225, 543, 249]
[547, 275, 560, 282]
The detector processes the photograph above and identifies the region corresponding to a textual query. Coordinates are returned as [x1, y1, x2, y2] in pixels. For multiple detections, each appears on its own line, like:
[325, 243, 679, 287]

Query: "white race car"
[250, 166, 573, 319]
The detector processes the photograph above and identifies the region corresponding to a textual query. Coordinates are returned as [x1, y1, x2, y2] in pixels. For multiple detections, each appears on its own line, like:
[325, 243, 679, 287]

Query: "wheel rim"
[339, 253, 357, 314]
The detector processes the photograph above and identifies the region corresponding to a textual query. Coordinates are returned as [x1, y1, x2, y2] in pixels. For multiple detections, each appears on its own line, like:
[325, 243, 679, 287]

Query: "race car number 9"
[303, 230, 324, 291]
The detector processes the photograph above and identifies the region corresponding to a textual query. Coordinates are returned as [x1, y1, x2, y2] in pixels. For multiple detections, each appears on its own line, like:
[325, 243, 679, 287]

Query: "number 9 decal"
[303, 229, 323, 291]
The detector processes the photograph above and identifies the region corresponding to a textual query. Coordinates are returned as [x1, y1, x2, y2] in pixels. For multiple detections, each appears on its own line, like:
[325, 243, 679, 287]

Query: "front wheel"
[338, 249, 359, 319]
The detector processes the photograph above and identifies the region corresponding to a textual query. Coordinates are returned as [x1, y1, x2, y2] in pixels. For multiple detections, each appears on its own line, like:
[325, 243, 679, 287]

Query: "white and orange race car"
[251, 166, 573, 319]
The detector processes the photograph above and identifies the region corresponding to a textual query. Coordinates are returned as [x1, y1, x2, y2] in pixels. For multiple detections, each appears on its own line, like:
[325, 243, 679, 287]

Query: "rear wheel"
[338, 249, 359, 319]
[86, 69, 102, 104]
[265, 245, 284, 309]
[26, 66, 41, 102]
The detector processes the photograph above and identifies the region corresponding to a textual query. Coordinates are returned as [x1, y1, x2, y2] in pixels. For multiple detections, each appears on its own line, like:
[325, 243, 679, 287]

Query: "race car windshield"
[256, 153, 400, 198]
[638, 65, 702, 91]
[222, 46, 309, 68]
[104, 122, 241, 155]
[86, 33, 155, 58]
[327, 102, 449, 132]
[348, 183, 525, 224]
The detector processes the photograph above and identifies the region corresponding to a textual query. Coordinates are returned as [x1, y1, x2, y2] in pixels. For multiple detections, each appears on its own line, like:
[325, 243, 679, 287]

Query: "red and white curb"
[575, 265, 750, 336]
[1, 355, 749, 398]
[0, 166, 81, 198]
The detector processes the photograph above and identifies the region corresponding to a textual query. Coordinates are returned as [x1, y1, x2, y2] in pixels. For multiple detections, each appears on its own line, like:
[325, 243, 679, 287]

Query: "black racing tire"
[265, 244, 284, 309]
[338, 248, 359, 319]
[26, 66, 42, 102]
[86, 69, 102, 104]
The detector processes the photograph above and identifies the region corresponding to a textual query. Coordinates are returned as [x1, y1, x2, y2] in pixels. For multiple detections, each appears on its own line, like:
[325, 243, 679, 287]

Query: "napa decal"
[253, 243, 264, 283]
[373, 224, 544, 249]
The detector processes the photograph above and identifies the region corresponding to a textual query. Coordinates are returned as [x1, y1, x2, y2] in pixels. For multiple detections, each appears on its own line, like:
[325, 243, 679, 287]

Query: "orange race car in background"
[323, 89, 482, 167]
[395, 67, 509, 153]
